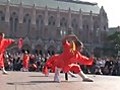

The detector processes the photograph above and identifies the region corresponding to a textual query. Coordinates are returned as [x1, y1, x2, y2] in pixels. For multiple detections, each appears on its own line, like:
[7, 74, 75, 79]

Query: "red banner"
[18, 38, 23, 49]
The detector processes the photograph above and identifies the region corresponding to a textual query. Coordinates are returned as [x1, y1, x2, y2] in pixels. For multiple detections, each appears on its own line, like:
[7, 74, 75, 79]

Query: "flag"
[18, 38, 23, 49]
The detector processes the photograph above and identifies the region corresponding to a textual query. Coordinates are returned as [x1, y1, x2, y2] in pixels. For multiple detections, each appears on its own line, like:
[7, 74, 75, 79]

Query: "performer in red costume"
[21, 50, 30, 72]
[54, 35, 94, 82]
[0, 32, 17, 74]
[43, 34, 94, 82]
[0, 32, 23, 74]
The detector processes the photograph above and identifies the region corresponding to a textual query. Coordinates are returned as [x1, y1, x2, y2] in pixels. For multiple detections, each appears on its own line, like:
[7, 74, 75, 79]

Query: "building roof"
[108, 26, 120, 35]
[0, 0, 100, 13]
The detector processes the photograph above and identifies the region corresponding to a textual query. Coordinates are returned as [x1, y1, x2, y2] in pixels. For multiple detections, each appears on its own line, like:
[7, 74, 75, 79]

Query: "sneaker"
[83, 78, 94, 82]
[2, 71, 8, 75]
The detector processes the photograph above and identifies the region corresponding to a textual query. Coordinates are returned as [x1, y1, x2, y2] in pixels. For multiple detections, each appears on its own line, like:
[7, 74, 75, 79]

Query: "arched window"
[94, 21, 99, 30]
[48, 16, 56, 26]
[104, 26, 106, 30]
[71, 18, 78, 29]
[83, 20, 89, 30]
[60, 17, 67, 27]
[0, 11, 5, 22]
[10, 12, 18, 36]
[82, 20, 90, 42]
[36, 15, 43, 31]
[23, 13, 31, 34]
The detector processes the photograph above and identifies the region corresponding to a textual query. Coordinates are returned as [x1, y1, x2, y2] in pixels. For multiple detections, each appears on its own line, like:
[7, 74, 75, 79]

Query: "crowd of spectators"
[81, 56, 120, 76]
[3, 50, 120, 76]
[4, 51, 50, 72]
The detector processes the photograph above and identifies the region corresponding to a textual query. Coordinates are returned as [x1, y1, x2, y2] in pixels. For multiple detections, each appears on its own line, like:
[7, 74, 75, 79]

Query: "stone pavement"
[0, 71, 120, 90]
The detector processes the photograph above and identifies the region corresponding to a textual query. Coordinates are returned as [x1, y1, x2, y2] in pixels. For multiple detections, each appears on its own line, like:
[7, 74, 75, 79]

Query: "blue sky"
[81, 0, 120, 27]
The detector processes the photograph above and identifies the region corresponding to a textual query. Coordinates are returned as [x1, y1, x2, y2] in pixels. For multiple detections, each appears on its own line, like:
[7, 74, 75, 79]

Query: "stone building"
[0, 0, 108, 55]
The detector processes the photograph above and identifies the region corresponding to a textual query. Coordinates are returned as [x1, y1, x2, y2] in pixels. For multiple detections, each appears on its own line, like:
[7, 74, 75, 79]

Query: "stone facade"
[0, 0, 108, 55]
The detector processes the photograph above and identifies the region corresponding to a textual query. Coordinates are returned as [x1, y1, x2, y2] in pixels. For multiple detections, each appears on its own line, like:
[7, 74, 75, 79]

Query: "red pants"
[23, 61, 29, 69]
[63, 63, 81, 74]
[0, 53, 4, 68]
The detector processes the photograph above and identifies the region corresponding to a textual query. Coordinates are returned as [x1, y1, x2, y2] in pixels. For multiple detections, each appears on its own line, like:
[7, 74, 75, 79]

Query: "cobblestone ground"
[0, 71, 120, 90]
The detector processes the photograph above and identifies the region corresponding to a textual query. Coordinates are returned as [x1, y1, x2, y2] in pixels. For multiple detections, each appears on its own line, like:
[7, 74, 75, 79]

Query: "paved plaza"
[0, 71, 120, 90]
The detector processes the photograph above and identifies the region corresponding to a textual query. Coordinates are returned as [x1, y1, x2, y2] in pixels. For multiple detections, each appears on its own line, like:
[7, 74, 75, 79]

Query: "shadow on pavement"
[7, 82, 36, 85]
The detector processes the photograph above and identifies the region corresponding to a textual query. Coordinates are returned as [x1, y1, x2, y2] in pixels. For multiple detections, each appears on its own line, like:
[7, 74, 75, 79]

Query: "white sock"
[1, 67, 7, 73]
[54, 68, 61, 82]
[78, 71, 88, 79]
[68, 71, 77, 77]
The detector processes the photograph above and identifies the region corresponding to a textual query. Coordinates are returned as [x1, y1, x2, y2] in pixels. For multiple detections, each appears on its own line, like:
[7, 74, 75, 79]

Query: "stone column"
[28, 4, 37, 39]
[89, 11, 94, 44]
[43, 6, 48, 39]
[56, 7, 60, 27]
[78, 9, 83, 30]
[19, 2, 23, 23]
[90, 11, 93, 31]
[56, 7, 61, 40]
[68, 8, 71, 28]
[78, 9, 83, 39]
[67, 8, 73, 35]
[31, 4, 36, 25]
[5, 0, 10, 22]
[17, 2, 24, 37]
[5, 0, 10, 36]
[44, 6, 48, 26]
